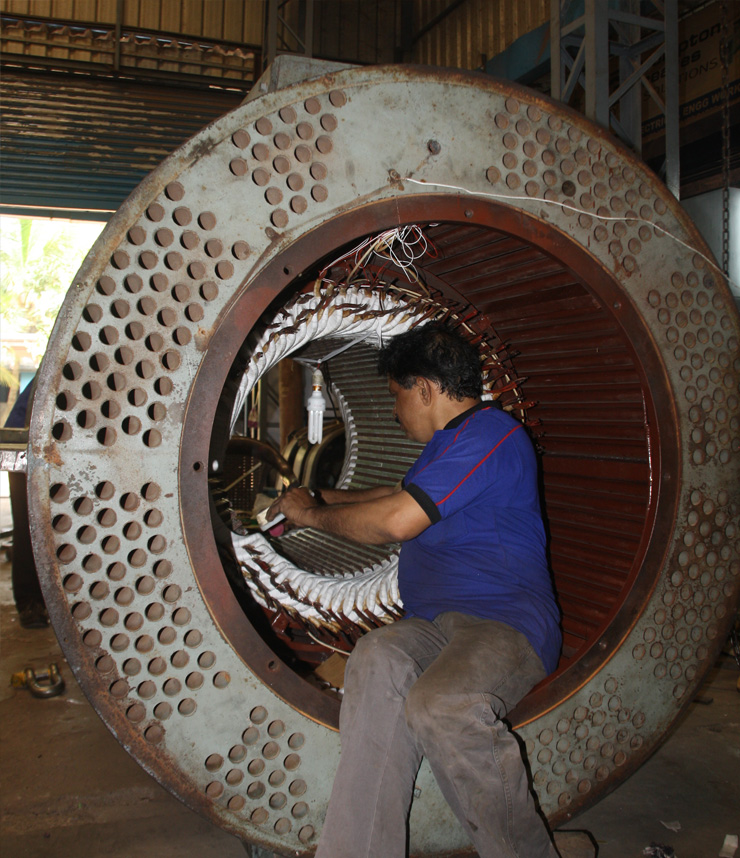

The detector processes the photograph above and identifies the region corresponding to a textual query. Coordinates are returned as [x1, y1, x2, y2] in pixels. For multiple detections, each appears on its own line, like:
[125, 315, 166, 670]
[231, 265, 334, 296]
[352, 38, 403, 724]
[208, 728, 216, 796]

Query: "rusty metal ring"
[28, 66, 740, 854]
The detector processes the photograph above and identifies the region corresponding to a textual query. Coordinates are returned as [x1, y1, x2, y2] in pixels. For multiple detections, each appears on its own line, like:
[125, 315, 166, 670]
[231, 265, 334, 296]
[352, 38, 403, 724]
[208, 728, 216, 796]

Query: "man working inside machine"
[267, 322, 562, 858]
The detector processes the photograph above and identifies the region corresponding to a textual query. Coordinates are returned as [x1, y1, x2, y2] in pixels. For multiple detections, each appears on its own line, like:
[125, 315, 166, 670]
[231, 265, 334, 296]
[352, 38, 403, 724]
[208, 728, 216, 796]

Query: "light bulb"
[307, 368, 326, 444]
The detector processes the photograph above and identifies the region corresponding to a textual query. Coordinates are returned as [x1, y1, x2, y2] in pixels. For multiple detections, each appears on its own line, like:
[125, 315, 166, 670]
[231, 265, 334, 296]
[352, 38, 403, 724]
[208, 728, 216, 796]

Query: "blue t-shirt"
[401, 402, 562, 674]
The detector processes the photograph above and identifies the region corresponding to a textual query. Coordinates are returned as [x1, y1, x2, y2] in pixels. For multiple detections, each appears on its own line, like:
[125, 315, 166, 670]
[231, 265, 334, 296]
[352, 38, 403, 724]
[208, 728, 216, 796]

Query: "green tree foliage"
[0, 216, 103, 389]
[0, 217, 78, 338]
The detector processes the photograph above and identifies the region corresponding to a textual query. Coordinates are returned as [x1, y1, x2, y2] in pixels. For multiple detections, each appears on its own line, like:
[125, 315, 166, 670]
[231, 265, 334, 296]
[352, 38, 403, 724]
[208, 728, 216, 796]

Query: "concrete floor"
[1, 546, 738, 858]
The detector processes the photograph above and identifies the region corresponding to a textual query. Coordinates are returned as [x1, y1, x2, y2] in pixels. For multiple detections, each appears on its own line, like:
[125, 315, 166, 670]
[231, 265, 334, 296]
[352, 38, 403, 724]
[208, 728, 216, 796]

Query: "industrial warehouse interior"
[1, 2, 739, 858]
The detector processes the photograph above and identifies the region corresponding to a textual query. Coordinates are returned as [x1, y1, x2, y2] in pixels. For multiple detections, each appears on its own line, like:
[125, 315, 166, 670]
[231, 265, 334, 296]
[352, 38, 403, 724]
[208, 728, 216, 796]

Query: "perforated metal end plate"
[28, 66, 740, 854]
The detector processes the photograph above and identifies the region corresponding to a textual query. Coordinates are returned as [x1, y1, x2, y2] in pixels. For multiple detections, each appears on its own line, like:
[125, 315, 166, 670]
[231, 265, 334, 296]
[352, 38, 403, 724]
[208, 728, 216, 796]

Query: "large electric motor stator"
[26, 63, 740, 856]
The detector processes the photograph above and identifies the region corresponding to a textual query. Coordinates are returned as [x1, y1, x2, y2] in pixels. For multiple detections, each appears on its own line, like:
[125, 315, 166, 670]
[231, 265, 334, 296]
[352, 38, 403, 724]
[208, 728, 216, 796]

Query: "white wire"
[375, 224, 430, 271]
[306, 628, 352, 656]
[403, 176, 738, 292]
[320, 225, 432, 285]
[370, 226, 431, 283]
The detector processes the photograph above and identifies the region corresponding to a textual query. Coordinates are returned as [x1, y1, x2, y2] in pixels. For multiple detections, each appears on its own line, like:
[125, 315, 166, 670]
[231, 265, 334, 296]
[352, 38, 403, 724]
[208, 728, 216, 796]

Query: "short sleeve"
[405, 411, 523, 522]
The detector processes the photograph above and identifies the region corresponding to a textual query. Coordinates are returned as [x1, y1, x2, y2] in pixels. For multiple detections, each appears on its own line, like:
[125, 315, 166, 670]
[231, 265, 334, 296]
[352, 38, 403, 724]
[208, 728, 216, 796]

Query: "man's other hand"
[267, 486, 318, 528]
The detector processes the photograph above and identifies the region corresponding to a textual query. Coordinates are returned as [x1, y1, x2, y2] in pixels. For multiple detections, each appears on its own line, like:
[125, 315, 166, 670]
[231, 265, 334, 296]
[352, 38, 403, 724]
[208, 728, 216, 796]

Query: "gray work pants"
[315, 613, 560, 858]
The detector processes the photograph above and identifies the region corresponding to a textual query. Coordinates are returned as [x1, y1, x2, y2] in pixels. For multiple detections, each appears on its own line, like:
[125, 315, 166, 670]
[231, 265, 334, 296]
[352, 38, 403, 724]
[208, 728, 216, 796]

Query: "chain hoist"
[720, 0, 731, 279]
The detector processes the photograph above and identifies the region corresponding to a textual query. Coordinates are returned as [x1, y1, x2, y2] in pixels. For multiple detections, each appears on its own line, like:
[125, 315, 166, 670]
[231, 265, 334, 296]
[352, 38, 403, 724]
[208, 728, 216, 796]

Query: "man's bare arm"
[317, 483, 400, 505]
[268, 486, 429, 545]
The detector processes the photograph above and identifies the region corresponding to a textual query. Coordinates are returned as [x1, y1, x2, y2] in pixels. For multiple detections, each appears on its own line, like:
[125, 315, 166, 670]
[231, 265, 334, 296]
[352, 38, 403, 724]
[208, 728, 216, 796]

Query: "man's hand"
[267, 486, 318, 528]
[267, 484, 431, 546]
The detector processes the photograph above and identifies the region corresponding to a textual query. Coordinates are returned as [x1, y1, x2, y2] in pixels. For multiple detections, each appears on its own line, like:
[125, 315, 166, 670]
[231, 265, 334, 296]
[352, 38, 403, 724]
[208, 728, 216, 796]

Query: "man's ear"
[416, 377, 434, 406]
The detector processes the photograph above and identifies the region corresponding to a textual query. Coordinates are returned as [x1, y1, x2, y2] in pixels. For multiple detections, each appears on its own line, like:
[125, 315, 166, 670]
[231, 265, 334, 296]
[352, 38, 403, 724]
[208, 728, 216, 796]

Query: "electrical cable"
[306, 628, 351, 656]
[401, 176, 739, 293]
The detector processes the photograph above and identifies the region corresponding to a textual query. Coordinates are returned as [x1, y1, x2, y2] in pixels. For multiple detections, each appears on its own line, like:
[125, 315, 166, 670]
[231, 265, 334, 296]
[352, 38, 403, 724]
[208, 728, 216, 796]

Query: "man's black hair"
[377, 322, 483, 401]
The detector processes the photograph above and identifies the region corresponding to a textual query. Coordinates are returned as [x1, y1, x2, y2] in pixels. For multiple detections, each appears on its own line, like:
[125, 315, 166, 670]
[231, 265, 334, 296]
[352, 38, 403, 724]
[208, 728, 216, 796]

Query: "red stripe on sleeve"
[437, 424, 521, 506]
[412, 408, 487, 481]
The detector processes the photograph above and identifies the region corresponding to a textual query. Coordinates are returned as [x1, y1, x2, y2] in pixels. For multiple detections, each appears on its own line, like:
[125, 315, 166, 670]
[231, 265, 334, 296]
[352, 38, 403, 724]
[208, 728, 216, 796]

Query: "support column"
[550, 0, 680, 197]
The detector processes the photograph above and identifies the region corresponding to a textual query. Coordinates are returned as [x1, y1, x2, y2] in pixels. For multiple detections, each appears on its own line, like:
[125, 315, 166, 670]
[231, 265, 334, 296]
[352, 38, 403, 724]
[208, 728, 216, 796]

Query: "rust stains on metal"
[41, 442, 63, 467]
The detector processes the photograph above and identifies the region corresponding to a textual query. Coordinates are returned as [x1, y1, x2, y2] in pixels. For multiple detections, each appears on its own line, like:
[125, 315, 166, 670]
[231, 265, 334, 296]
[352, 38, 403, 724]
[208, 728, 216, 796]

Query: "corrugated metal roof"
[0, 71, 243, 219]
